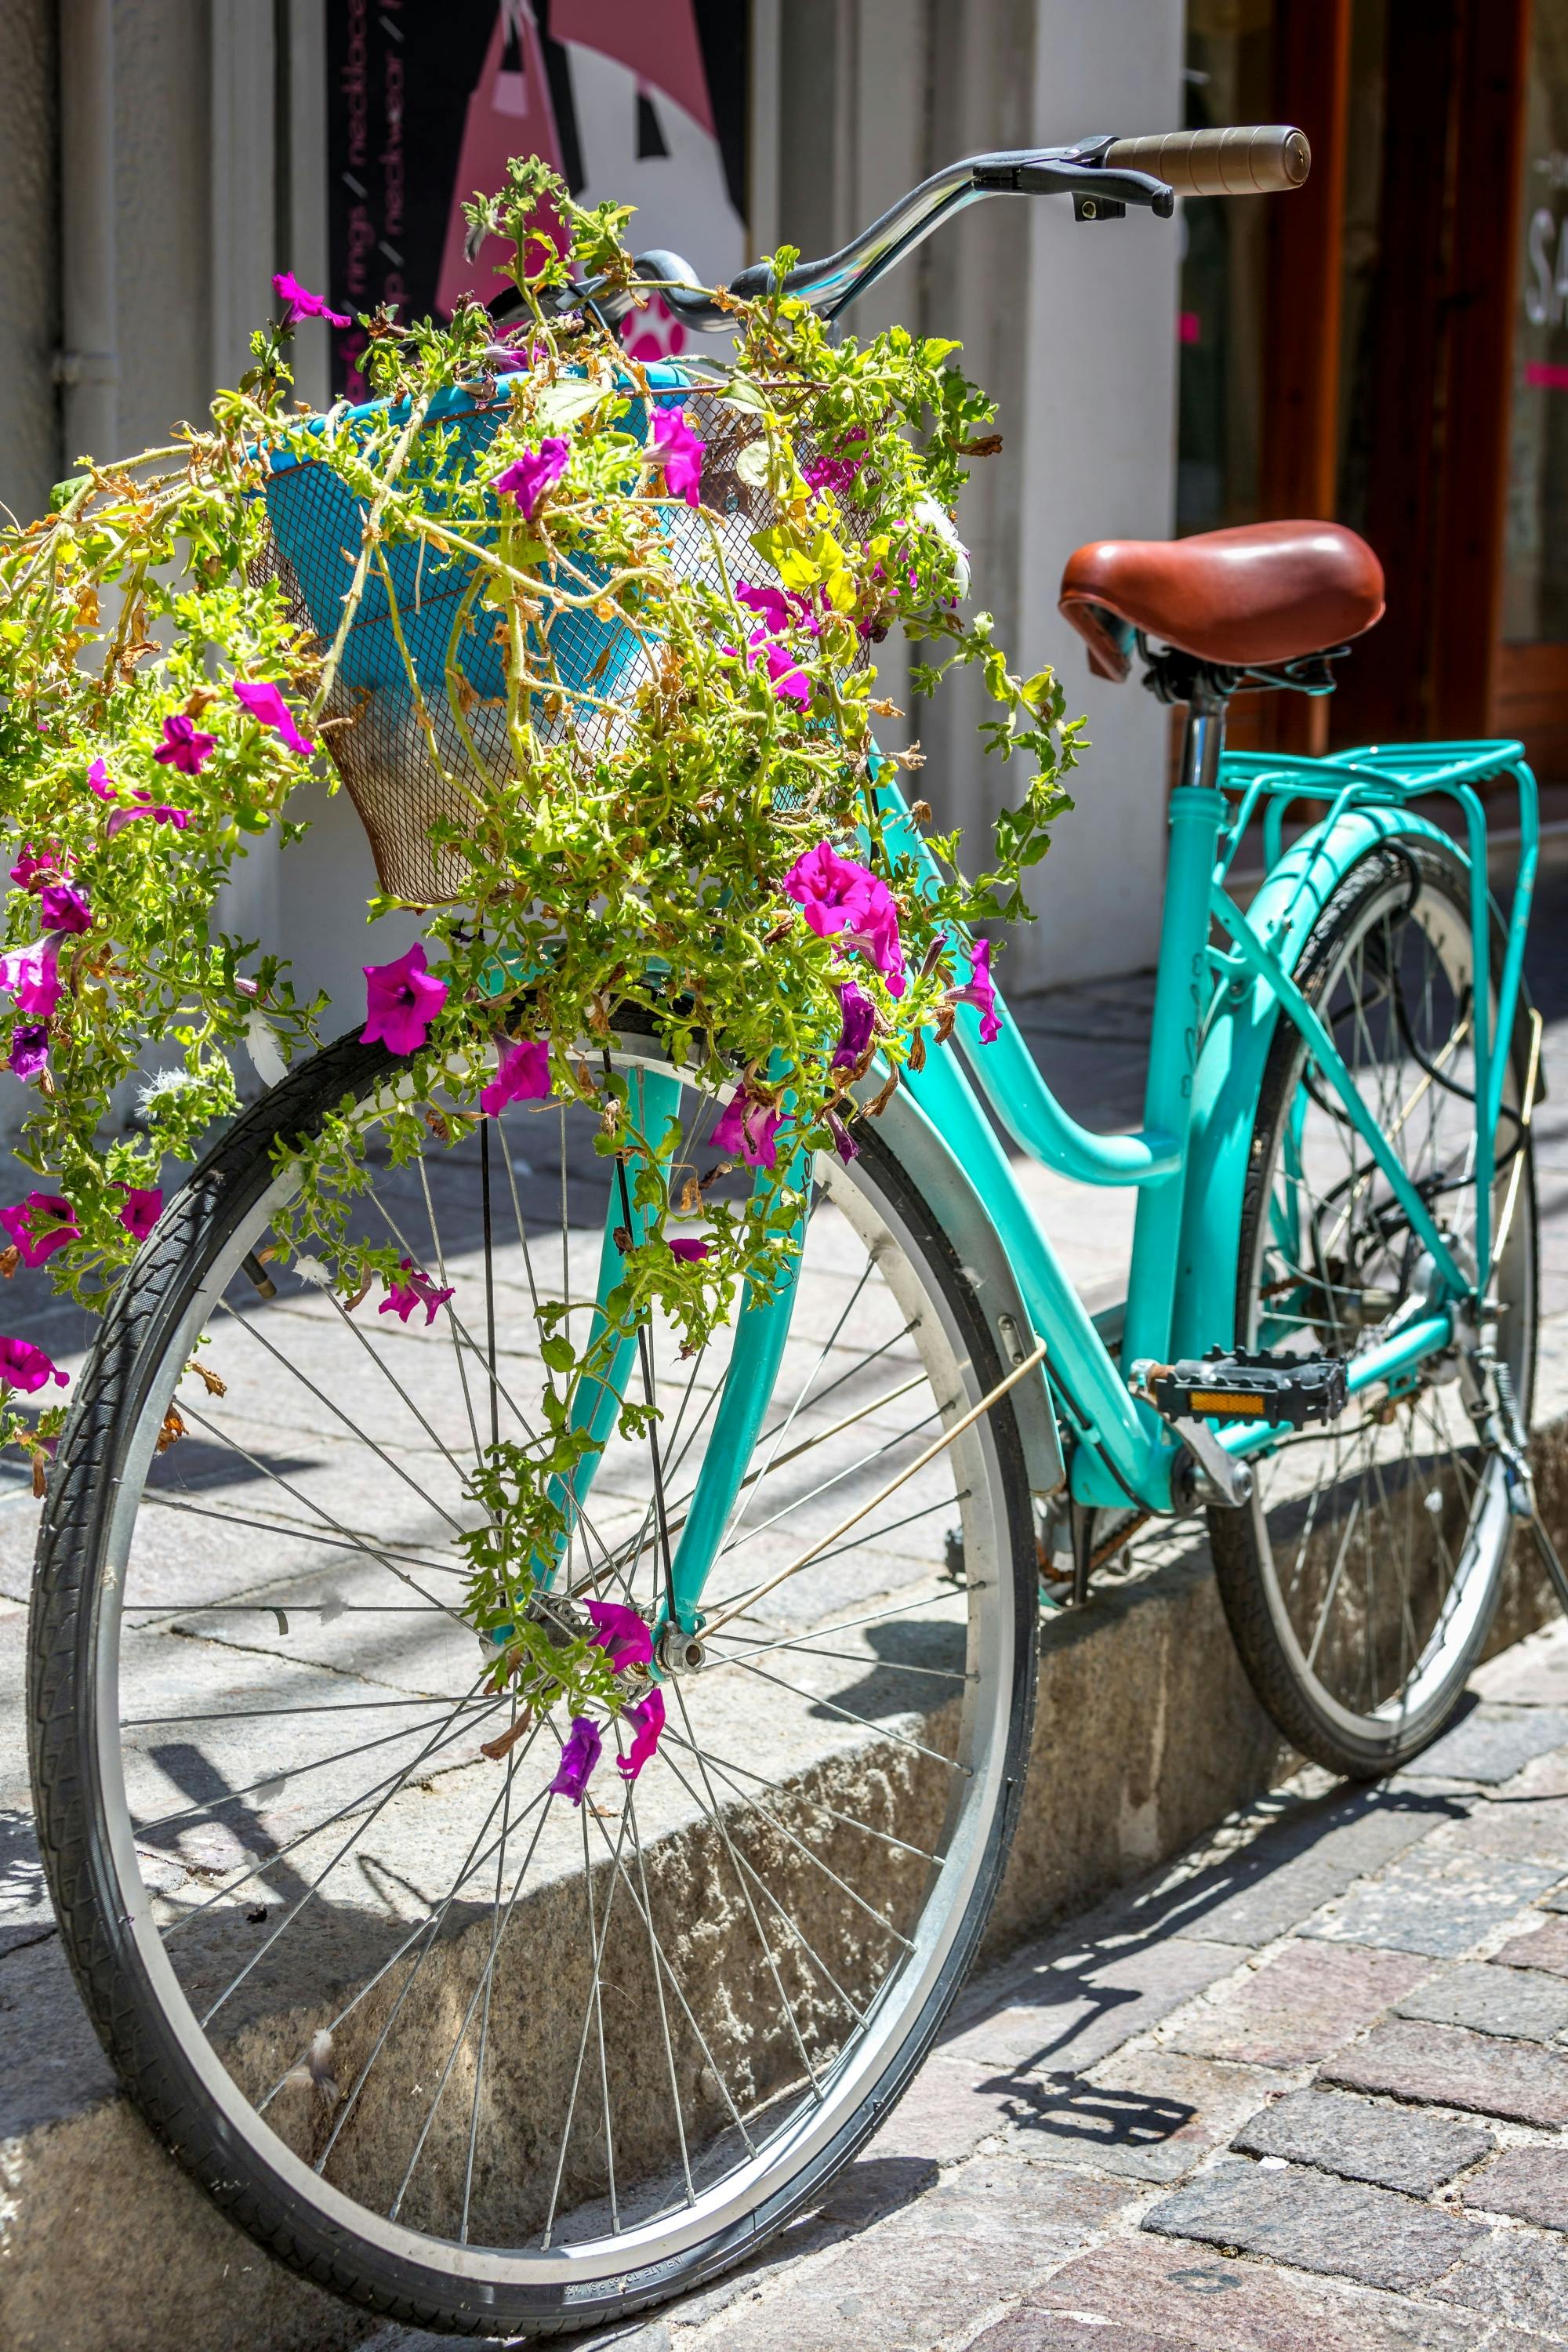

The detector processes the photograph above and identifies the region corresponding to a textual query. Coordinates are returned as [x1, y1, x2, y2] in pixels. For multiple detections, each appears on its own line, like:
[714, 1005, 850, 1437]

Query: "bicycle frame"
[603, 712, 1541, 1635]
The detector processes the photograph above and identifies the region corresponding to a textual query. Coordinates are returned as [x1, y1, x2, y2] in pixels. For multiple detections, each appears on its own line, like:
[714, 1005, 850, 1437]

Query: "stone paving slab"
[1394, 1958, 1568, 2041]
[1319, 2017, 1568, 2126]
[1140, 2156, 1486, 2292]
[1300, 1849, 1566, 1957]
[1015, 2237, 1490, 2352]
[1154, 1789, 1454, 1951]
[997, 2050, 1262, 2183]
[1232, 2086, 1494, 2195]
[1163, 1939, 1433, 2067]
[937, 1933, 1239, 2078]
[1494, 1911, 1568, 1974]
[1461, 2146, 1568, 2232]
[1401, 1704, 1568, 1785]
[1432, 2228, 1568, 2335]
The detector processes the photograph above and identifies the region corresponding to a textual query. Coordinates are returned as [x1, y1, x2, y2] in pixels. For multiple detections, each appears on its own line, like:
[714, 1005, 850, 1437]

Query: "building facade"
[2, 0, 1189, 1032]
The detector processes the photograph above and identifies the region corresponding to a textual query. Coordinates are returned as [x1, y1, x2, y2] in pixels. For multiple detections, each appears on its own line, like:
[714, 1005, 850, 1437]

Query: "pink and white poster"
[328, 0, 750, 395]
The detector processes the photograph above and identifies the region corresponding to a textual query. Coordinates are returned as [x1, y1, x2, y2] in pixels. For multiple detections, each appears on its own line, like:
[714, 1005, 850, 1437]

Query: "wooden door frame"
[1247, 0, 1533, 759]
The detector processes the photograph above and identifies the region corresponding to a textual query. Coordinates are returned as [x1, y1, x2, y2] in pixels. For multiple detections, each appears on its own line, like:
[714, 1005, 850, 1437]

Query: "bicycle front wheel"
[29, 1027, 1035, 2337]
[1212, 837, 1537, 1777]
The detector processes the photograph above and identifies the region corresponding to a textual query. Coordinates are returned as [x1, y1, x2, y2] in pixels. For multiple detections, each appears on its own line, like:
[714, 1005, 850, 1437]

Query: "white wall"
[1014, 0, 1185, 990]
[781, 0, 1186, 995]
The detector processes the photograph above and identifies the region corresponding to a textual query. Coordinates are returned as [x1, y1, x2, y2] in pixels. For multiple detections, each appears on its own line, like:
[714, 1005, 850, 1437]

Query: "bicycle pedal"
[1139, 1348, 1347, 1432]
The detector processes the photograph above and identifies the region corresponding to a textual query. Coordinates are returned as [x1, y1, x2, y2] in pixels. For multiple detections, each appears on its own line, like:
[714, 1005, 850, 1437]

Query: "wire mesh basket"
[257, 375, 864, 907]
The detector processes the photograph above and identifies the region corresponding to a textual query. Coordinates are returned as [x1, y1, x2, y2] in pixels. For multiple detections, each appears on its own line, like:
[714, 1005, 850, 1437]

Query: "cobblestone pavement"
[360, 1615, 1568, 2352]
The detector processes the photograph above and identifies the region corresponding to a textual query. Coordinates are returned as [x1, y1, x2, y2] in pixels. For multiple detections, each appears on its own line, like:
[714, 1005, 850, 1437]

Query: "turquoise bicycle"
[28, 124, 1559, 2336]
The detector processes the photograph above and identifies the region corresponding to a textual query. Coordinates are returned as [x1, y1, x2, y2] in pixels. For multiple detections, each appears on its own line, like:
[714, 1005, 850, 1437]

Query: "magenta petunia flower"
[38, 881, 89, 937]
[615, 1685, 666, 1782]
[0, 1191, 80, 1267]
[712, 1087, 784, 1170]
[118, 1185, 163, 1240]
[9, 844, 67, 892]
[494, 437, 571, 522]
[86, 758, 116, 803]
[669, 1236, 710, 1263]
[378, 1258, 456, 1327]
[585, 1599, 653, 1675]
[782, 842, 907, 1000]
[735, 581, 818, 636]
[833, 979, 877, 1070]
[0, 1334, 68, 1393]
[480, 1037, 550, 1116]
[272, 270, 351, 328]
[825, 1106, 860, 1162]
[549, 1715, 604, 1806]
[106, 797, 191, 838]
[361, 942, 448, 1055]
[950, 937, 1000, 1044]
[8, 1024, 49, 1081]
[234, 679, 315, 758]
[0, 937, 64, 1022]
[650, 406, 705, 506]
[154, 714, 216, 775]
[753, 635, 811, 706]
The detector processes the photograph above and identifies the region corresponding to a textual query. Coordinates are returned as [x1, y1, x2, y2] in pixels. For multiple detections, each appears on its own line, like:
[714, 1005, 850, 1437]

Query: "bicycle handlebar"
[486, 125, 1308, 336]
[1103, 125, 1310, 198]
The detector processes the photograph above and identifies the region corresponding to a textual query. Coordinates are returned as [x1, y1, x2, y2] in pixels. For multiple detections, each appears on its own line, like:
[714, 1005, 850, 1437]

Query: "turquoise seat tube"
[1120, 775, 1229, 1371]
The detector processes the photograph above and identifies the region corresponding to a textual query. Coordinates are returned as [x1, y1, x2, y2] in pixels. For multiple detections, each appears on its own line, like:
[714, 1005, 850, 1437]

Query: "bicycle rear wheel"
[1212, 837, 1537, 1777]
[29, 1027, 1034, 2337]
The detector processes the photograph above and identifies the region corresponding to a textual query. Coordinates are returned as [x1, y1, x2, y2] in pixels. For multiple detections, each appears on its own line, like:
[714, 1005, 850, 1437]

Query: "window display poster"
[327, 1, 750, 396]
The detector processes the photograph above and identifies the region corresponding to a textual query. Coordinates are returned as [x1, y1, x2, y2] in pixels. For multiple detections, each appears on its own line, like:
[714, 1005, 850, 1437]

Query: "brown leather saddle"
[1058, 519, 1385, 687]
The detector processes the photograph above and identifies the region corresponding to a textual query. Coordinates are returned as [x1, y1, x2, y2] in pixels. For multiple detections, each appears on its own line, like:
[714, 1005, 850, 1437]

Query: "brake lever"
[971, 152, 1175, 220]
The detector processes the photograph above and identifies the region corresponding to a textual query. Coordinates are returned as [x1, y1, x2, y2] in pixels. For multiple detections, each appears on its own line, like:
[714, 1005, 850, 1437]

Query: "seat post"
[1120, 679, 1230, 1377]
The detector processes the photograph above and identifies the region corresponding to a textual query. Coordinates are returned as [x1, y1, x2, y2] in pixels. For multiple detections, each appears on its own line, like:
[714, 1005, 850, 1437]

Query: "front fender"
[1171, 804, 1455, 1362]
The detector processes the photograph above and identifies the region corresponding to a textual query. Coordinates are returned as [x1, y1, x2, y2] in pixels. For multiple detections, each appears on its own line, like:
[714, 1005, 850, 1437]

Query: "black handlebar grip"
[1102, 125, 1310, 197]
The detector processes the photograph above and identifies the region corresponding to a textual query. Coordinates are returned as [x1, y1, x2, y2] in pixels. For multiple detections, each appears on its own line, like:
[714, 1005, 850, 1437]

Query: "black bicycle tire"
[1210, 837, 1538, 1777]
[27, 1029, 1038, 2338]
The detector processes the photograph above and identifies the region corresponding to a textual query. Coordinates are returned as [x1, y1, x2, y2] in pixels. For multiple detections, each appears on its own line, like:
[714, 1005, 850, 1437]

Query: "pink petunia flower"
[106, 797, 191, 838]
[8, 1024, 49, 1081]
[154, 714, 216, 775]
[480, 1037, 550, 1116]
[825, 1106, 860, 1162]
[361, 942, 448, 1055]
[0, 1191, 80, 1267]
[669, 1236, 710, 1263]
[782, 842, 907, 996]
[585, 1599, 654, 1675]
[753, 635, 811, 706]
[86, 759, 117, 803]
[549, 1715, 603, 1806]
[272, 270, 351, 328]
[234, 679, 315, 758]
[0, 1335, 68, 1394]
[38, 881, 89, 937]
[711, 1087, 784, 1170]
[833, 979, 877, 1070]
[494, 437, 571, 522]
[9, 844, 67, 892]
[378, 1258, 456, 1327]
[650, 405, 705, 506]
[950, 937, 1001, 1044]
[615, 1686, 666, 1782]
[118, 1185, 164, 1240]
[0, 937, 64, 1022]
